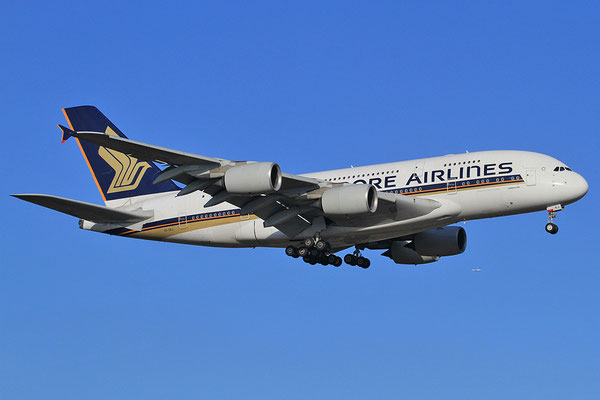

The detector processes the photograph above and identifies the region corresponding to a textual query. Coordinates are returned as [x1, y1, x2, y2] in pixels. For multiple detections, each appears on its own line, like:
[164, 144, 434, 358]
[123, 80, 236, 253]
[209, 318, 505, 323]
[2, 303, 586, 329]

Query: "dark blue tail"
[62, 106, 179, 203]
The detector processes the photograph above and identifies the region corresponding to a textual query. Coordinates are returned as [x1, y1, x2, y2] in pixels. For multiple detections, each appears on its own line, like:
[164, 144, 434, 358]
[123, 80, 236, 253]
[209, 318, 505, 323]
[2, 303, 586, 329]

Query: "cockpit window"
[554, 166, 573, 172]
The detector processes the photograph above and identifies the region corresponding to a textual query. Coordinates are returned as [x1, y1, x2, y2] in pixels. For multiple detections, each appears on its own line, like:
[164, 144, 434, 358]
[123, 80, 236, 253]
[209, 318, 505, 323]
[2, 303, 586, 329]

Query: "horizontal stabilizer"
[11, 194, 152, 224]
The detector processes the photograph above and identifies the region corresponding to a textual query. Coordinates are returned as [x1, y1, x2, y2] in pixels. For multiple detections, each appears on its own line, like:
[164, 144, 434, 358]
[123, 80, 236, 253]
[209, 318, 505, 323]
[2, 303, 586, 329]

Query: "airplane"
[12, 106, 589, 268]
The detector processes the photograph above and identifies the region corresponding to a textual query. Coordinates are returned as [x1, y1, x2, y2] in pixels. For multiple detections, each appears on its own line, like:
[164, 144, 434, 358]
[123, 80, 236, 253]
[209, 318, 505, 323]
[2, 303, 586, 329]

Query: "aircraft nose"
[572, 173, 589, 200]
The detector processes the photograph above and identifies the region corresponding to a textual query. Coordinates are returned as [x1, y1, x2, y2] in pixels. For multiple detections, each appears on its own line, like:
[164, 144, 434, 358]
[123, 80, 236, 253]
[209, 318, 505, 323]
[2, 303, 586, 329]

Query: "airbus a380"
[13, 106, 589, 268]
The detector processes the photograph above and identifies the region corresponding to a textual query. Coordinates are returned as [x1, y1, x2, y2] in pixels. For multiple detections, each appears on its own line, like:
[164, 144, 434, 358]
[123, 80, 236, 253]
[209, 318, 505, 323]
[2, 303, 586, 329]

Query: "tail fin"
[62, 106, 179, 204]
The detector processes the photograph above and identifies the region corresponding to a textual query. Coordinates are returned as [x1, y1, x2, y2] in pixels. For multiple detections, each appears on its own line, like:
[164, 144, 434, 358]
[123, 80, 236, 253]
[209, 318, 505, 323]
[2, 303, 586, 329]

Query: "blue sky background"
[1, 1, 599, 399]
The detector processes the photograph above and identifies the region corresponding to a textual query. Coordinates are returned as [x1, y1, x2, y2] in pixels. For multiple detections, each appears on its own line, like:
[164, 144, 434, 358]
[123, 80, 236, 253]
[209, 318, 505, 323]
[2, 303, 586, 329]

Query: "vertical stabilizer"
[62, 106, 179, 205]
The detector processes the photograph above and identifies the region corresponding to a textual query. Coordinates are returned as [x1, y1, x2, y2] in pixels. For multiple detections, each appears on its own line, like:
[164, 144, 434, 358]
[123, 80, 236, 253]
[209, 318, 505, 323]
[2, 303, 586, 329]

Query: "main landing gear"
[343, 247, 371, 269]
[285, 238, 342, 267]
[286, 239, 372, 269]
[545, 204, 563, 235]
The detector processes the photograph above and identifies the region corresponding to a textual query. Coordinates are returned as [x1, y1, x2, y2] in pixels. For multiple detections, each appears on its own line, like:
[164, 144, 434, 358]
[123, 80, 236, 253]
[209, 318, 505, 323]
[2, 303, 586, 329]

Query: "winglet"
[58, 124, 75, 143]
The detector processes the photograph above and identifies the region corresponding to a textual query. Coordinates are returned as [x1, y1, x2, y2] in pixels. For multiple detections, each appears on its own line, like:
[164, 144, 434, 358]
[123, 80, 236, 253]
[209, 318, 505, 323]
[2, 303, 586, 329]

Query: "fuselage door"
[178, 213, 188, 229]
[526, 169, 536, 186]
[447, 180, 457, 194]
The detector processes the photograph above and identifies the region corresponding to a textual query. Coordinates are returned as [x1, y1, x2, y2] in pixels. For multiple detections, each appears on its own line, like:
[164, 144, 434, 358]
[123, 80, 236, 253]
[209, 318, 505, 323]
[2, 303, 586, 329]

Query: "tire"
[344, 254, 354, 265]
[356, 257, 366, 267]
[309, 248, 320, 258]
[327, 254, 337, 264]
[316, 241, 328, 251]
[304, 238, 315, 248]
[298, 247, 309, 257]
[545, 223, 559, 234]
[285, 246, 296, 257]
[333, 257, 342, 267]
[363, 259, 371, 269]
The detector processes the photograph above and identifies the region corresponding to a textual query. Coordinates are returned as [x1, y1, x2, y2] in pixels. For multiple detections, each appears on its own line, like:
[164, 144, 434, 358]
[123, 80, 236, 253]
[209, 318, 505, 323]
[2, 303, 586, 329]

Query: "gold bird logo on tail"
[98, 127, 151, 193]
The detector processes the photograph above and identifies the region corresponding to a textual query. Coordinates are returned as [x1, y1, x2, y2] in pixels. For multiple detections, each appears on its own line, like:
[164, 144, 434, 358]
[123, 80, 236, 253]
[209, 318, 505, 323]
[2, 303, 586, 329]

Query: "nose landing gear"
[545, 204, 563, 235]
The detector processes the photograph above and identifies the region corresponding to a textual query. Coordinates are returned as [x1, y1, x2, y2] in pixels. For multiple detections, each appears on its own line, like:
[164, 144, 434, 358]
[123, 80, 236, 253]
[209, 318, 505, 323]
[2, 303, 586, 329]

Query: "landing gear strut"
[545, 205, 562, 235]
[343, 247, 371, 269]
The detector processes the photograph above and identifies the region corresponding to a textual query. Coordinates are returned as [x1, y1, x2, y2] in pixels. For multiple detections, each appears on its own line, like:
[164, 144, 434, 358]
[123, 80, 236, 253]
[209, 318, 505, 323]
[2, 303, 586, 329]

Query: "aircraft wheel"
[344, 254, 357, 266]
[356, 257, 367, 268]
[333, 257, 343, 267]
[298, 247, 309, 257]
[327, 254, 337, 264]
[309, 247, 320, 258]
[316, 241, 329, 251]
[545, 223, 559, 234]
[285, 246, 297, 257]
[304, 238, 315, 248]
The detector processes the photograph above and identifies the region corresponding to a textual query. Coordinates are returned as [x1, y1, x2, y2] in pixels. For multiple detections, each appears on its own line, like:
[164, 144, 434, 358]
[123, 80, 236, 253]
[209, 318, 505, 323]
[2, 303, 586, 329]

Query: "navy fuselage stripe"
[106, 208, 243, 236]
[384, 174, 524, 195]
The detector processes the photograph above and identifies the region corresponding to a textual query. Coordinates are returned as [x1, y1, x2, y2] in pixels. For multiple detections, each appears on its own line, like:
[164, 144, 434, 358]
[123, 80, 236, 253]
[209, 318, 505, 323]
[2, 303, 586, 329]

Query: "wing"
[60, 127, 440, 238]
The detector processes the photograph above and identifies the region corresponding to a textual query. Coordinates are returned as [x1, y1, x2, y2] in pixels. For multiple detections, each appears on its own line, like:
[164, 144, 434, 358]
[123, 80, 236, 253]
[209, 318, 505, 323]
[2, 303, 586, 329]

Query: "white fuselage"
[83, 150, 588, 248]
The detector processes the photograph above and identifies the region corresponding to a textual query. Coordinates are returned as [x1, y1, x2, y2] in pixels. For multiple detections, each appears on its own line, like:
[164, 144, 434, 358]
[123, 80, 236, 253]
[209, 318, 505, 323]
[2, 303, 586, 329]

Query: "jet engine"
[224, 162, 282, 195]
[383, 226, 466, 265]
[321, 184, 378, 215]
[387, 241, 440, 265]
[412, 226, 467, 256]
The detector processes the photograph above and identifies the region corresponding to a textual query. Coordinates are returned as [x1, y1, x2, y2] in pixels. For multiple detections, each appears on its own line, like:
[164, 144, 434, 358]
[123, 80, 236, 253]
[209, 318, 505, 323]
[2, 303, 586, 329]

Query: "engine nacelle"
[389, 241, 440, 265]
[321, 184, 378, 215]
[224, 162, 282, 195]
[413, 226, 467, 256]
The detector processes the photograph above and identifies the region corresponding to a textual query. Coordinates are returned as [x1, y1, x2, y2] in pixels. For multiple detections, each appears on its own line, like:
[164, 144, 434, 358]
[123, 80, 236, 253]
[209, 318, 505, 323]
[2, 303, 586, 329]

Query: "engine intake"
[321, 184, 378, 215]
[224, 162, 282, 195]
[413, 226, 467, 256]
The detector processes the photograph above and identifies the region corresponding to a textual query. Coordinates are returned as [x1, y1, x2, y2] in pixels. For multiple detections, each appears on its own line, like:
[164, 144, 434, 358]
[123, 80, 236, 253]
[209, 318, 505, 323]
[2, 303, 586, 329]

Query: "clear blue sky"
[2, 1, 599, 399]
